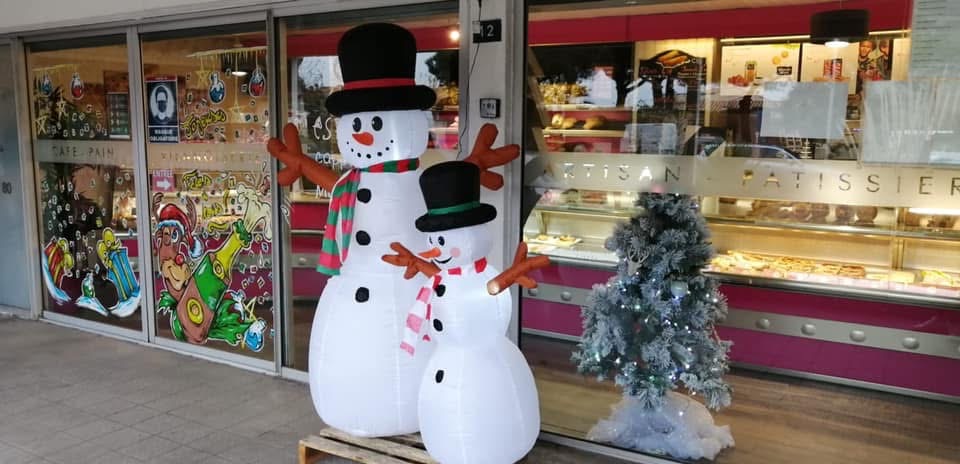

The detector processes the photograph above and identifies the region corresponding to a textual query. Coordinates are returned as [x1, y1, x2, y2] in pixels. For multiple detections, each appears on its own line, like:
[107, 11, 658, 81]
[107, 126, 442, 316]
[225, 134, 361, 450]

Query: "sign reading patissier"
[528, 153, 960, 208]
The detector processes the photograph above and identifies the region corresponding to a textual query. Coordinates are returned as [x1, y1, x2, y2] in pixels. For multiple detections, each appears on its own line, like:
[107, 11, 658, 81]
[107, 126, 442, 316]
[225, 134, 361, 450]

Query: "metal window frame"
[10, 39, 44, 321]
[270, 0, 462, 375]
[20, 31, 147, 342]
[133, 14, 281, 371]
[271, 0, 452, 19]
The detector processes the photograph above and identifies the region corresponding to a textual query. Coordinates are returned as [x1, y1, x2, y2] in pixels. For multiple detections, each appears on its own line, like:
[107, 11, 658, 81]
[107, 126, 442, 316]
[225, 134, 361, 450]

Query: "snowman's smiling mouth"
[346, 140, 396, 160]
[433, 257, 453, 265]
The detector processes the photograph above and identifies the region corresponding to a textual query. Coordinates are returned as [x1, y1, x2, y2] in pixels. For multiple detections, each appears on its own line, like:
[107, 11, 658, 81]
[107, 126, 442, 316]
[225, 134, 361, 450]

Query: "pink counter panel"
[521, 263, 960, 398]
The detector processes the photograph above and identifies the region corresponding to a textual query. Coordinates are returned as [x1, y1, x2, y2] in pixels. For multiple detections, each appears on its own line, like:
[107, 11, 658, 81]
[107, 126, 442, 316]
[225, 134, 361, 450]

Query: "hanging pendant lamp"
[810, 9, 870, 48]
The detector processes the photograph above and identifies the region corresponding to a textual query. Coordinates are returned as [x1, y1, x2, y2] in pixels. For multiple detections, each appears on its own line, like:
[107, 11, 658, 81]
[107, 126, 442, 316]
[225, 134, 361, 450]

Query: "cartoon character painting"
[75, 228, 142, 317]
[154, 198, 203, 301]
[153, 183, 271, 353]
[40, 237, 75, 303]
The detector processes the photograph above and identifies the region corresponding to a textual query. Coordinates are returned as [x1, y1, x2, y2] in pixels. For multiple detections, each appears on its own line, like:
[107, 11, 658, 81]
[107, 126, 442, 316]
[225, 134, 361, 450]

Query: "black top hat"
[416, 161, 497, 232]
[325, 23, 437, 116]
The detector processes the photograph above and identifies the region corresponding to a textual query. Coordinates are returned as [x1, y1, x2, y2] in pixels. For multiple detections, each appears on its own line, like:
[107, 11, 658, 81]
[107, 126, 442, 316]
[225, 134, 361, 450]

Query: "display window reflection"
[521, 1, 959, 463]
[278, 5, 461, 371]
[141, 24, 274, 360]
[28, 37, 142, 331]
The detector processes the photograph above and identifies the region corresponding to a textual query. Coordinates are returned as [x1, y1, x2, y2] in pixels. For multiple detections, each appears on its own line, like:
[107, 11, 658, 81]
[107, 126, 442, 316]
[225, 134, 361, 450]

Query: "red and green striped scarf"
[317, 158, 420, 276]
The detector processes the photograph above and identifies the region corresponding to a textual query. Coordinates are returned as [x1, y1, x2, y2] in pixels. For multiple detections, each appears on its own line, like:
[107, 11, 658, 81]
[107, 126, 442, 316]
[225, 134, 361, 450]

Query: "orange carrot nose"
[352, 132, 374, 146]
[418, 247, 442, 259]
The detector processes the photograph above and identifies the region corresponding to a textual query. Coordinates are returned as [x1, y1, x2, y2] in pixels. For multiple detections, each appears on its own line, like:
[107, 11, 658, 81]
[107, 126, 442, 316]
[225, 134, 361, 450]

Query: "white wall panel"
[0, 0, 284, 34]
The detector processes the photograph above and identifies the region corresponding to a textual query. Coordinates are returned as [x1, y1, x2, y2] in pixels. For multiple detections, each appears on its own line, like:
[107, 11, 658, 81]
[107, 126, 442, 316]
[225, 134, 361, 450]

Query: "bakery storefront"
[519, 0, 960, 463]
[3, 0, 960, 462]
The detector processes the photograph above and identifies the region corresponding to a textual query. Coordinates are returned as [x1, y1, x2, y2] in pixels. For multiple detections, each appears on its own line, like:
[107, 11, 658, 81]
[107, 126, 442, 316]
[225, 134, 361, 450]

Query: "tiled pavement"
[0, 318, 321, 464]
[0, 318, 629, 464]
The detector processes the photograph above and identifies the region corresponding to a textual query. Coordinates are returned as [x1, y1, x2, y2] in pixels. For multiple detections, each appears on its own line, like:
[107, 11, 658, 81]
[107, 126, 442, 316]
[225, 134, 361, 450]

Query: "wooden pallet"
[299, 427, 438, 464]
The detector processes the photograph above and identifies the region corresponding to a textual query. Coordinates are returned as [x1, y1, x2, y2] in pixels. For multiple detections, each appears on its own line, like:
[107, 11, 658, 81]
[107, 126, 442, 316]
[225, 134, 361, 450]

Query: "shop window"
[521, 1, 960, 463]
[141, 23, 273, 360]
[277, 4, 460, 371]
[27, 36, 142, 330]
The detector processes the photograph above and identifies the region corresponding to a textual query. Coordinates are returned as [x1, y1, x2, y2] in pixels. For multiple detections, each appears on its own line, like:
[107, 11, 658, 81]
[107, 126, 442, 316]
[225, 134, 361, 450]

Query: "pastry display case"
[524, 191, 960, 305]
[519, 9, 960, 405]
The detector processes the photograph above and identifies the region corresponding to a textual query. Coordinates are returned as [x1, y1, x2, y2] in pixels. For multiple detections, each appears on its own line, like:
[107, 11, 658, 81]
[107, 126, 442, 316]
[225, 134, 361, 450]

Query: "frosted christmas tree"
[574, 192, 734, 460]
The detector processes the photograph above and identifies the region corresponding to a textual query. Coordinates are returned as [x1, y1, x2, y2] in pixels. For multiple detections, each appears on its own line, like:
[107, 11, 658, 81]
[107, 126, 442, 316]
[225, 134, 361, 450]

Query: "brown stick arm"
[382, 242, 441, 280]
[487, 242, 551, 295]
[463, 123, 520, 191]
[267, 123, 339, 191]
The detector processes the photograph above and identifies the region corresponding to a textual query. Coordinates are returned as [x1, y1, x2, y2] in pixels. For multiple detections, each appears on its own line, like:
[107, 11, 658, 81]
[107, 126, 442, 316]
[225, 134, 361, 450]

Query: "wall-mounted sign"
[35, 139, 134, 168]
[527, 152, 960, 208]
[147, 76, 179, 143]
[800, 42, 859, 95]
[720, 44, 800, 97]
[146, 143, 266, 171]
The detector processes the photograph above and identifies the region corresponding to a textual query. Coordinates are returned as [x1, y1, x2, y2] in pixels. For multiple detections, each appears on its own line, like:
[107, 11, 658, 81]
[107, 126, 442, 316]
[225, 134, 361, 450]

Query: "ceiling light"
[449, 29, 460, 41]
[810, 9, 869, 46]
[231, 70, 248, 77]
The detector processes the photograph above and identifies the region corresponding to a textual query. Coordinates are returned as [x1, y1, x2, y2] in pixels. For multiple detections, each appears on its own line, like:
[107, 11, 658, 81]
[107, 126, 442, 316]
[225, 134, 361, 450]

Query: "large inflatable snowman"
[385, 161, 548, 463]
[266, 23, 519, 437]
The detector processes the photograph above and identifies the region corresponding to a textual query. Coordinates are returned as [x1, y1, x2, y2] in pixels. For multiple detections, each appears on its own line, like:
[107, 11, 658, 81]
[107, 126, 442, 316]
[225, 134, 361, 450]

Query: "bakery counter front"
[520, 154, 960, 399]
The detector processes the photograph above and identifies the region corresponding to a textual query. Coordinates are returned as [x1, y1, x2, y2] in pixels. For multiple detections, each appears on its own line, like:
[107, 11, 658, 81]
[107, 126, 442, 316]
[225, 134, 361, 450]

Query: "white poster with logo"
[720, 44, 800, 96]
[146, 76, 179, 143]
[800, 43, 859, 94]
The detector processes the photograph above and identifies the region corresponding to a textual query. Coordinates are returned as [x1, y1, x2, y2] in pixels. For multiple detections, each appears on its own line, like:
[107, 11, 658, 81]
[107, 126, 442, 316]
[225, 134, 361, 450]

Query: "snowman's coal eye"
[429, 236, 433, 244]
[371, 116, 383, 131]
[438, 236, 445, 246]
[352, 118, 361, 132]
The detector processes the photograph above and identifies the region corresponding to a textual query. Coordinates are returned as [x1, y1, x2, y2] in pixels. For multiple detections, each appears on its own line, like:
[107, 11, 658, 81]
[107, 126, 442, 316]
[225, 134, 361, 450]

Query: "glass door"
[140, 23, 275, 361]
[277, 4, 461, 371]
[27, 35, 144, 334]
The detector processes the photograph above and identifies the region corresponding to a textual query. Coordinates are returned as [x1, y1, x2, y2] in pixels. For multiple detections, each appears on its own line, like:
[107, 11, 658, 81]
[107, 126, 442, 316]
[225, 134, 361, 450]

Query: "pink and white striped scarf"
[400, 257, 488, 356]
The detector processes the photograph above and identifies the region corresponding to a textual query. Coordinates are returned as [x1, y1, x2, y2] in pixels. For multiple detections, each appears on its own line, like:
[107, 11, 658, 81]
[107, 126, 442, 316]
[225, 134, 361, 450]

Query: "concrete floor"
[0, 318, 630, 464]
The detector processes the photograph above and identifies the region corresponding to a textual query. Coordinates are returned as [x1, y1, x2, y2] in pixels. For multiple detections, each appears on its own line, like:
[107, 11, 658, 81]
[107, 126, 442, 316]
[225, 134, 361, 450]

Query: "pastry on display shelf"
[854, 206, 878, 225]
[920, 269, 958, 287]
[710, 250, 867, 279]
[561, 116, 578, 129]
[528, 233, 582, 247]
[791, 202, 811, 221]
[834, 205, 854, 224]
[866, 271, 916, 284]
[579, 190, 608, 205]
[928, 215, 958, 229]
[583, 115, 607, 130]
[810, 203, 830, 223]
[539, 82, 588, 105]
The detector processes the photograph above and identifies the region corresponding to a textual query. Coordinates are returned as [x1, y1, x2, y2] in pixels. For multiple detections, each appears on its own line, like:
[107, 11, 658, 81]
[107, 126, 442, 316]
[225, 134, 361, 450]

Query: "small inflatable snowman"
[267, 24, 519, 437]
[384, 161, 548, 464]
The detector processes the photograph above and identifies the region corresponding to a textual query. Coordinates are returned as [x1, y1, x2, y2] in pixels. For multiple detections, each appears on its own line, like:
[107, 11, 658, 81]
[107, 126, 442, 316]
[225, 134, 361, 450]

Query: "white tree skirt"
[588, 391, 734, 461]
